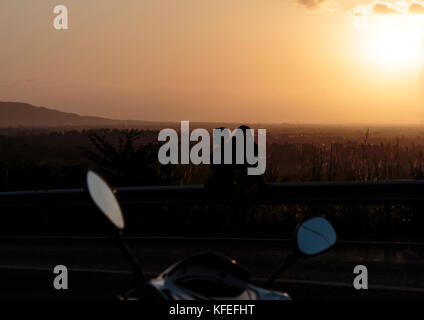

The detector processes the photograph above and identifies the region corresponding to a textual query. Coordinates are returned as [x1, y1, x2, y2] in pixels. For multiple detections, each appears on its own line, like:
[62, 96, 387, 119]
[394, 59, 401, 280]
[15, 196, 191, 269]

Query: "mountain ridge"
[0, 102, 156, 128]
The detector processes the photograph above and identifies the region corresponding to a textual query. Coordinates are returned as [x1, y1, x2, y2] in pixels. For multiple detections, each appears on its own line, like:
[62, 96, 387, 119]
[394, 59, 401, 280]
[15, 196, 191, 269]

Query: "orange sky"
[2, 0, 424, 124]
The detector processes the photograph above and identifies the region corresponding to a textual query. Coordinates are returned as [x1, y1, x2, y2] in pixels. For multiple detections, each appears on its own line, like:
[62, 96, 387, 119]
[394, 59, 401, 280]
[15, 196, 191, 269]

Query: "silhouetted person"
[232, 125, 264, 194]
[206, 125, 265, 226]
[206, 127, 235, 202]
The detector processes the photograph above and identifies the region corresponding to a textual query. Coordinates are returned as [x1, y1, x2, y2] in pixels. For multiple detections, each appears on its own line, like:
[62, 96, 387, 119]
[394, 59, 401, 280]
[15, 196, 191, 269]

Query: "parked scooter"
[86, 170, 337, 300]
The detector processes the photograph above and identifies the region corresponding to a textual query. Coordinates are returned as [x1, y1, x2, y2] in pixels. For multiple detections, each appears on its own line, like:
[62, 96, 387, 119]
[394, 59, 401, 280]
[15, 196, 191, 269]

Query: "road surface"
[0, 236, 422, 300]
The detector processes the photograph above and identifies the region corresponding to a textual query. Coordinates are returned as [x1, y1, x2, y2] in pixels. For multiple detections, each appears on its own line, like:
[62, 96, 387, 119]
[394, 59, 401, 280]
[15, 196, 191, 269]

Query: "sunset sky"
[2, 0, 424, 124]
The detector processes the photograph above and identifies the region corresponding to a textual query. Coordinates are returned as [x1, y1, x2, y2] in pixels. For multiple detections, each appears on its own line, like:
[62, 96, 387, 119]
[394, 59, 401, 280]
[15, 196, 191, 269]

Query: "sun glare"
[361, 15, 424, 71]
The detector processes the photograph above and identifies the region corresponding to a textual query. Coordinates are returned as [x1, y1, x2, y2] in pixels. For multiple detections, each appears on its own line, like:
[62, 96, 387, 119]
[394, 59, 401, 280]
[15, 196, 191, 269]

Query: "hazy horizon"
[3, 1, 424, 124]
[5, 99, 424, 128]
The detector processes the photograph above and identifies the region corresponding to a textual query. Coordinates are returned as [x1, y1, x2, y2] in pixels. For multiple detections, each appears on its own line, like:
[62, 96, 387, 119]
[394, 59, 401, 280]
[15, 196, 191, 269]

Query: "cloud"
[353, 1, 405, 16]
[372, 2, 402, 14]
[296, 0, 343, 12]
[409, 1, 424, 13]
[296, 0, 424, 17]
[349, 1, 424, 29]
[351, 1, 424, 17]
[350, 1, 416, 19]
[297, 0, 328, 10]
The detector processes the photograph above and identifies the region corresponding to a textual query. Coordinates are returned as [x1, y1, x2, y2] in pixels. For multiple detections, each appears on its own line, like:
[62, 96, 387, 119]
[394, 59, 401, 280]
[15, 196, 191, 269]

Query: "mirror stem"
[112, 228, 146, 286]
[264, 251, 299, 288]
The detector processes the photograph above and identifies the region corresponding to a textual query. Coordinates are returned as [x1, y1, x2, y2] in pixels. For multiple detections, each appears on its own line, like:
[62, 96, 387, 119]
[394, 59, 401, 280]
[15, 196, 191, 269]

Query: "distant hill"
[0, 101, 252, 130]
[0, 102, 159, 128]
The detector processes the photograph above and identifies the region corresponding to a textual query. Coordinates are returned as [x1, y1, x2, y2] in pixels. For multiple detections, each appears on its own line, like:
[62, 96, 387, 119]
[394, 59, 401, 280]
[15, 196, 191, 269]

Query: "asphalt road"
[0, 237, 423, 300]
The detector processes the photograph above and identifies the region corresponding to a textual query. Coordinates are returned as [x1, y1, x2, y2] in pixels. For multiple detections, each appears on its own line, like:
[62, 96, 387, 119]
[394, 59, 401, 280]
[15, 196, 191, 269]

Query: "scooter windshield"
[167, 252, 250, 283]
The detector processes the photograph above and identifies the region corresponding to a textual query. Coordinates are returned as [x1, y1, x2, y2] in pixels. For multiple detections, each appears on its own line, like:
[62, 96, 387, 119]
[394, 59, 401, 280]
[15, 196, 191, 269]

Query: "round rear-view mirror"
[86, 170, 125, 230]
[297, 217, 336, 256]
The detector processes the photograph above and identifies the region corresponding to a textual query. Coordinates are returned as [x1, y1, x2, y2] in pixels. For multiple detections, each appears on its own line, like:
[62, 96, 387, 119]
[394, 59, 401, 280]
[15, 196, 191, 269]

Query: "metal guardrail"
[0, 180, 424, 207]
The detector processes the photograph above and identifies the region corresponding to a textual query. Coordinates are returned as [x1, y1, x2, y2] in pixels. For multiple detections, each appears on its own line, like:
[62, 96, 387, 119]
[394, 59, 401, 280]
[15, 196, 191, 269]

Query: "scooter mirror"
[296, 217, 336, 256]
[86, 170, 125, 230]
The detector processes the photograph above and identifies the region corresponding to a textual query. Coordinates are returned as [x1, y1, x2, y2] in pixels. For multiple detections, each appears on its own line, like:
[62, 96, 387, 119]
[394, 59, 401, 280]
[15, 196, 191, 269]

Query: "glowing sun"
[360, 15, 424, 71]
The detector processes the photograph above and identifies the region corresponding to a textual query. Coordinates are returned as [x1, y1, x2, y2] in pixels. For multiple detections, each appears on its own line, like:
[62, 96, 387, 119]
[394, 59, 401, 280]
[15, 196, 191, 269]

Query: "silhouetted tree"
[81, 129, 179, 185]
